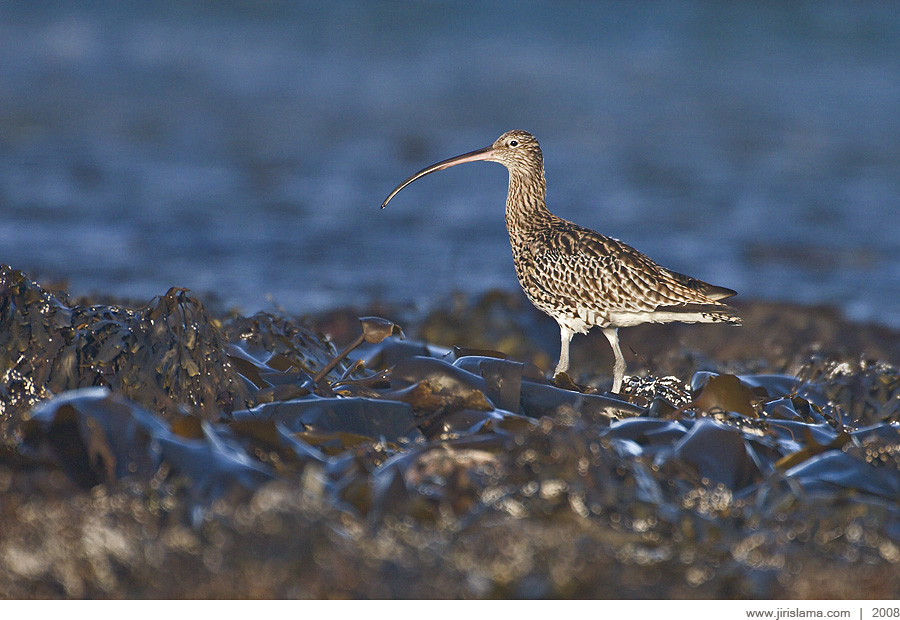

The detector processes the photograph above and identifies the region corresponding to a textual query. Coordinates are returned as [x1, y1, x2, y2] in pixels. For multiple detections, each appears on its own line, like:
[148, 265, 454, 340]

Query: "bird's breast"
[508, 235, 607, 328]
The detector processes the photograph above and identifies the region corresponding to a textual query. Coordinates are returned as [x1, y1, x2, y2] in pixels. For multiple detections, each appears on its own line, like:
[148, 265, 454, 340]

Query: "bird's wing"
[663, 268, 737, 301]
[527, 221, 731, 318]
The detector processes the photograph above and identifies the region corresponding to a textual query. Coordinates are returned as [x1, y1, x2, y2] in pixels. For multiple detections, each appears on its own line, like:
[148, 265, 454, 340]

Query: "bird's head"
[381, 130, 543, 209]
[487, 130, 543, 168]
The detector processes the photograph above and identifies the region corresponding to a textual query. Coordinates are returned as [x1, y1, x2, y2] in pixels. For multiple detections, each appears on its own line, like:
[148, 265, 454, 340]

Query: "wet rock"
[22, 388, 166, 487]
[389, 356, 495, 412]
[1, 268, 251, 439]
[621, 374, 692, 409]
[351, 337, 434, 370]
[797, 357, 900, 425]
[656, 419, 762, 490]
[418, 408, 525, 441]
[605, 418, 689, 451]
[236, 396, 419, 443]
[453, 356, 546, 413]
[20, 388, 274, 506]
[519, 381, 643, 423]
[4, 269, 900, 598]
[222, 312, 340, 381]
[784, 450, 900, 500]
[691, 373, 761, 418]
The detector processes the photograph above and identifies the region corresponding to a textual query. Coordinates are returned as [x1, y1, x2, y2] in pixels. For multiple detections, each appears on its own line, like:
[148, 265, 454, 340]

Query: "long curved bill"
[381, 144, 495, 209]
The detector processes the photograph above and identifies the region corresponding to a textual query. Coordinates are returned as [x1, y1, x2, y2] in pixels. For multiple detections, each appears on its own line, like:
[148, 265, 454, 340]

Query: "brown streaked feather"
[518, 217, 735, 324]
[663, 268, 737, 301]
[655, 302, 742, 321]
[382, 129, 740, 388]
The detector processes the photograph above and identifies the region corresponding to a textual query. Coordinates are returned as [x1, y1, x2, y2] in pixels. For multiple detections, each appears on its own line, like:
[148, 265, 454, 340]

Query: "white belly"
[608, 310, 725, 327]
[553, 308, 725, 333]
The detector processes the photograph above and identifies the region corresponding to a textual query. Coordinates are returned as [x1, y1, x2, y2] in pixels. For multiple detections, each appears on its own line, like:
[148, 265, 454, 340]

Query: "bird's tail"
[664, 269, 738, 302]
[657, 302, 743, 325]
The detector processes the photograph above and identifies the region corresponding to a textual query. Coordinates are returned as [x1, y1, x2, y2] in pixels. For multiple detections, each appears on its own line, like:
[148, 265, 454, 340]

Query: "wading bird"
[381, 130, 741, 392]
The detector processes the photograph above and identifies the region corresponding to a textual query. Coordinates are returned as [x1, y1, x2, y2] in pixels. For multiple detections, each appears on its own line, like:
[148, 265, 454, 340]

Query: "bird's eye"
[509, 140, 519, 147]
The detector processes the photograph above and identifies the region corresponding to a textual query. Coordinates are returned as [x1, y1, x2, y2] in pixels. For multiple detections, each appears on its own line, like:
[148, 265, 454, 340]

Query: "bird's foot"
[551, 371, 576, 390]
[552, 372, 598, 394]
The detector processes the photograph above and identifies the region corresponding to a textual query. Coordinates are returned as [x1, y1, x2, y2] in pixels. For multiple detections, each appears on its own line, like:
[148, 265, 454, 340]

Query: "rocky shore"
[1, 264, 899, 598]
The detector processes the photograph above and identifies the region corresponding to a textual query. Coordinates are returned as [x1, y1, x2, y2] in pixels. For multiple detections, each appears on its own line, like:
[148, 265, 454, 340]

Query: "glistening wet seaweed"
[1, 264, 899, 598]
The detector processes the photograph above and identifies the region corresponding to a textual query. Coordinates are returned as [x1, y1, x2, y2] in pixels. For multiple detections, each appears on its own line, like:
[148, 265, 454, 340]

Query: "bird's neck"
[504, 166, 551, 235]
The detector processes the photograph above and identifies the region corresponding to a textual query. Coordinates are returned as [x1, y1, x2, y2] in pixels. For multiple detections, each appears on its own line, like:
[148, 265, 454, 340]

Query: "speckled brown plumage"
[382, 130, 741, 392]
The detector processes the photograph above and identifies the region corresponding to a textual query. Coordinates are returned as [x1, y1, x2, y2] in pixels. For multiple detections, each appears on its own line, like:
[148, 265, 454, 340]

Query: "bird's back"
[381, 128, 741, 388]
[509, 215, 741, 332]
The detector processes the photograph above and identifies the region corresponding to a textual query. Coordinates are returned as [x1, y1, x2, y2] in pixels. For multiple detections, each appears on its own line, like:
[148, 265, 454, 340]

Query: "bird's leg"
[601, 327, 626, 393]
[554, 325, 574, 376]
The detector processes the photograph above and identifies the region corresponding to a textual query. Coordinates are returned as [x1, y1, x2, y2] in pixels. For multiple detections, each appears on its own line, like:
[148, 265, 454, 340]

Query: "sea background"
[1, 1, 898, 326]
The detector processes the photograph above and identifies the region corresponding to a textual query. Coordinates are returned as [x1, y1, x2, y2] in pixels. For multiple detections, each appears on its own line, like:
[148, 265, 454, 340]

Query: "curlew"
[381, 130, 741, 392]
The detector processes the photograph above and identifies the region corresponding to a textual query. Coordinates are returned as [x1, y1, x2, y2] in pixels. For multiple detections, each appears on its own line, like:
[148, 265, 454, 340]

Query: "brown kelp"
[1, 265, 899, 598]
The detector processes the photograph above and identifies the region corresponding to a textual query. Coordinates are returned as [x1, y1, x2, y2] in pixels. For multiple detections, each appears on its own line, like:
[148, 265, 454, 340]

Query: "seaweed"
[2, 266, 900, 598]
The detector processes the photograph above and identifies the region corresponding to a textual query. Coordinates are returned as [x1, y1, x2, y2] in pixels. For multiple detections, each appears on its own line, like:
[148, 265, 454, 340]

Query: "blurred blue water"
[1, 1, 898, 325]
